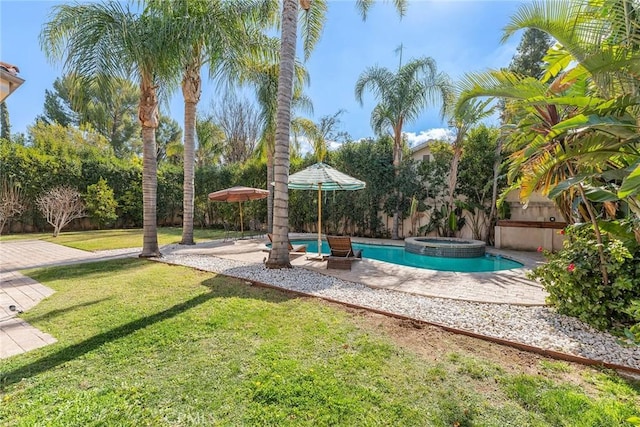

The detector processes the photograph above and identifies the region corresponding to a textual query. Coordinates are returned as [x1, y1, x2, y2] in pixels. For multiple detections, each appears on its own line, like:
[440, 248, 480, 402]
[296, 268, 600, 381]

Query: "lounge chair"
[326, 235, 362, 270]
[267, 233, 307, 253]
[327, 235, 362, 258]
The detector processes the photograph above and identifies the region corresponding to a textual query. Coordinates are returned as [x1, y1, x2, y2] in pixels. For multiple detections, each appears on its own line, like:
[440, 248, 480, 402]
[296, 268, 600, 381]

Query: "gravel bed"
[156, 253, 640, 372]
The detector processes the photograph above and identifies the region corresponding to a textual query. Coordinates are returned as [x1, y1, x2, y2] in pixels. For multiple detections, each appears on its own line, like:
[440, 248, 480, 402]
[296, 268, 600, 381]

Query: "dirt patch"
[323, 302, 640, 393]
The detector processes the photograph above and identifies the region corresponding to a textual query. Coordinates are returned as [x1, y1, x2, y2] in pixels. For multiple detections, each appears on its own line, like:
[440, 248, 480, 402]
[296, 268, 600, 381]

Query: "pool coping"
[288, 234, 540, 270]
[268, 234, 548, 306]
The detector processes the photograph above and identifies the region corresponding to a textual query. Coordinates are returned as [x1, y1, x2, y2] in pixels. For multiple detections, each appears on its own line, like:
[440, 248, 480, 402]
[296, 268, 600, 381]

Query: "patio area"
[160, 234, 548, 306]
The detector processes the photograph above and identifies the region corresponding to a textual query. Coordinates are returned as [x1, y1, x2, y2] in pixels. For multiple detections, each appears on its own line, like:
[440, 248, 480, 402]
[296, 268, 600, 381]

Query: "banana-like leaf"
[548, 175, 588, 199]
[448, 211, 457, 232]
[548, 114, 638, 139]
[541, 46, 573, 83]
[524, 95, 604, 108]
[597, 220, 638, 248]
[583, 185, 619, 202]
[619, 161, 640, 199]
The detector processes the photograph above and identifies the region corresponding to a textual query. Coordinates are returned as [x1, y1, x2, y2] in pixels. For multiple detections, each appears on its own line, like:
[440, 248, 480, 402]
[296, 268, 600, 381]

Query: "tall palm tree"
[266, 0, 315, 268]
[148, 0, 277, 245]
[250, 61, 310, 233]
[446, 98, 494, 210]
[267, 0, 408, 267]
[41, 1, 181, 257]
[355, 57, 452, 239]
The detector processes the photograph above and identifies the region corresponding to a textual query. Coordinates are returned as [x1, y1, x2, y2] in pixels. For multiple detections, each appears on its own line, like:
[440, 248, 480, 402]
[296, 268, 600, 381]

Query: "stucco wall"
[495, 223, 566, 252]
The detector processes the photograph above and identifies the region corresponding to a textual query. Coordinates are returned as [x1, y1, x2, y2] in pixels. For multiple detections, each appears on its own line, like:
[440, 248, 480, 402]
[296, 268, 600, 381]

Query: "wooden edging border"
[242, 276, 640, 376]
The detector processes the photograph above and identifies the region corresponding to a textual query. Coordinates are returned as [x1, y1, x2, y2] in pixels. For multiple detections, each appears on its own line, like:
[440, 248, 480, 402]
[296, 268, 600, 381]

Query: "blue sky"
[1, 0, 524, 147]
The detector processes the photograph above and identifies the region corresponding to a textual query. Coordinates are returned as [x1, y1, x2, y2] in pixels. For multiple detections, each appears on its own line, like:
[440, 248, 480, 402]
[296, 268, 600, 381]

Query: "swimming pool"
[291, 239, 523, 272]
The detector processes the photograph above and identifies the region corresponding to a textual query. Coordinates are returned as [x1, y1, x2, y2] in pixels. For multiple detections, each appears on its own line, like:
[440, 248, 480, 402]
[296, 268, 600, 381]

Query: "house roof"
[411, 139, 437, 153]
[0, 61, 25, 102]
[0, 61, 20, 75]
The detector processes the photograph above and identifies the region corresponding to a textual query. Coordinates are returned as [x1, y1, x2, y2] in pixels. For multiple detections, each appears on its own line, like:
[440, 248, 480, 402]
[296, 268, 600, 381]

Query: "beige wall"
[410, 143, 433, 163]
[495, 190, 567, 251]
[505, 190, 565, 222]
[495, 225, 566, 252]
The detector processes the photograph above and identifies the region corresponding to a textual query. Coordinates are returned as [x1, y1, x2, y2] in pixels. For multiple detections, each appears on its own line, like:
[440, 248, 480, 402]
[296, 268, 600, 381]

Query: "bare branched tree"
[212, 93, 260, 164]
[0, 179, 25, 235]
[36, 186, 86, 237]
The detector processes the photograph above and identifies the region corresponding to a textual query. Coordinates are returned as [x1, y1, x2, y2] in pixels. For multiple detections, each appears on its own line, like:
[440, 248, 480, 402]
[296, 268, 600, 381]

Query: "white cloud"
[326, 139, 343, 151]
[404, 129, 454, 147]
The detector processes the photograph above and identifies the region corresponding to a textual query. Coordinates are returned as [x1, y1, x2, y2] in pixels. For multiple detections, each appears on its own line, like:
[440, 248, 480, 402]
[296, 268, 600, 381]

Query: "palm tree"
[446, 98, 494, 214]
[266, 0, 314, 268]
[250, 61, 310, 233]
[41, 1, 181, 257]
[147, 0, 277, 245]
[355, 57, 452, 239]
[267, 0, 408, 267]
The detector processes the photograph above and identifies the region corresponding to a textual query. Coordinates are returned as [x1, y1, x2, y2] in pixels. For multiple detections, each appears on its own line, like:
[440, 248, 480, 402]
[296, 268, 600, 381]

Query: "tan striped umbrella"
[208, 186, 269, 234]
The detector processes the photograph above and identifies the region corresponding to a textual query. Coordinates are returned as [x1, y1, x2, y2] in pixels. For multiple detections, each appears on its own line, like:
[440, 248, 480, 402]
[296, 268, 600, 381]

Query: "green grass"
[0, 227, 263, 251]
[1, 259, 639, 426]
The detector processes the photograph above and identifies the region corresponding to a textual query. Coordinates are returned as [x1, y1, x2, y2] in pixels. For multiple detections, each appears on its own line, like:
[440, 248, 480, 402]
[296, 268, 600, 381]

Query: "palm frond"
[300, 0, 327, 60]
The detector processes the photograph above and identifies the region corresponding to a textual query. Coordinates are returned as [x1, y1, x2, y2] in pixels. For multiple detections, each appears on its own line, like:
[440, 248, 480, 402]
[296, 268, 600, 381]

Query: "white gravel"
[147, 252, 640, 372]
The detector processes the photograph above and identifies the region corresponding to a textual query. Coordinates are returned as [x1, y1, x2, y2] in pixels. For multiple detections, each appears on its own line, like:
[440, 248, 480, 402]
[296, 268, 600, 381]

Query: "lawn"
[1, 259, 638, 426]
[0, 227, 262, 251]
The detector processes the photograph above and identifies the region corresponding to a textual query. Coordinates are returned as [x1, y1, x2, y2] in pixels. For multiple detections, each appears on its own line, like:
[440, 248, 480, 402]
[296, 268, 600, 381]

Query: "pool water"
[293, 240, 523, 272]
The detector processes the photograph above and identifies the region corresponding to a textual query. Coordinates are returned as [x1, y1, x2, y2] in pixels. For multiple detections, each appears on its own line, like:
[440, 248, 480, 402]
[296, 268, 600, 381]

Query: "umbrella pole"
[318, 184, 322, 257]
[239, 201, 244, 236]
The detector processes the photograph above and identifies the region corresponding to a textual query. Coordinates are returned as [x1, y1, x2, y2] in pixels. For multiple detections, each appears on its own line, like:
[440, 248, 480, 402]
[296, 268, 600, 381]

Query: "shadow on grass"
[25, 258, 152, 283]
[24, 297, 112, 323]
[0, 275, 298, 389]
[0, 291, 216, 388]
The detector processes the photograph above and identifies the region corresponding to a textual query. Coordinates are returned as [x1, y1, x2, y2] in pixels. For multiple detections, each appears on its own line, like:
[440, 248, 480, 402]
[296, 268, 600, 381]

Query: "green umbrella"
[288, 163, 366, 258]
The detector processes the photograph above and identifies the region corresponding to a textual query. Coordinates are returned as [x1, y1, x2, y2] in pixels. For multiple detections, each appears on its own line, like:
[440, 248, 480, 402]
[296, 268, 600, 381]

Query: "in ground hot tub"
[405, 237, 486, 258]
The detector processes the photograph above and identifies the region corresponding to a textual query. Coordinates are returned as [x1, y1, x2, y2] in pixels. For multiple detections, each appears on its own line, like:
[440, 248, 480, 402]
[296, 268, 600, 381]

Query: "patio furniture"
[327, 235, 362, 258]
[326, 235, 362, 270]
[267, 233, 307, 253]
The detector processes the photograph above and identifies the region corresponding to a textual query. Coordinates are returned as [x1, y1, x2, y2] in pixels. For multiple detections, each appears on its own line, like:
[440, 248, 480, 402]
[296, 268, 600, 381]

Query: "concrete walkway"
[0, 237, 547, 359]
[0, 240, 138, 359]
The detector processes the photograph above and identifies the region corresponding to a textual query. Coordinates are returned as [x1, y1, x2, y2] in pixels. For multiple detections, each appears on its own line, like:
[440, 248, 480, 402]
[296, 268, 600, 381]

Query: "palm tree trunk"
[448, 146, 462, 210]
[180, 61, 201, 245]
[391, 127, 402, 240]
[487, 137, 502, 244]
[267, 143, 274, 234]
[266, 0, 297, 269]
[139, 79, 160, 258]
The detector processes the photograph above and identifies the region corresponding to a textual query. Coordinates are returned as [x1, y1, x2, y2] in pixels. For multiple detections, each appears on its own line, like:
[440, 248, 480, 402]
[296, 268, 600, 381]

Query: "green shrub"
[85, 178, 118, 228]
[529, 225, 640, 333]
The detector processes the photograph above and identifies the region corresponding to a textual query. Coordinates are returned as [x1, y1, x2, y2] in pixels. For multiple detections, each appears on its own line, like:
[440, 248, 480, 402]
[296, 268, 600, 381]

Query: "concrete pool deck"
[0, 236, 547, 359]
[165, 234, 548, 306]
